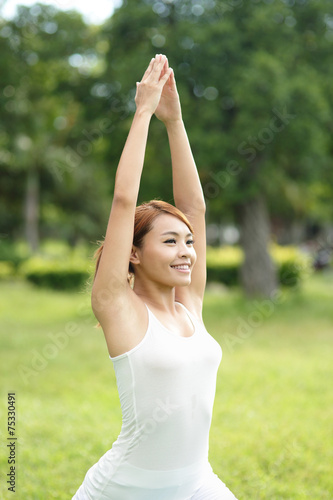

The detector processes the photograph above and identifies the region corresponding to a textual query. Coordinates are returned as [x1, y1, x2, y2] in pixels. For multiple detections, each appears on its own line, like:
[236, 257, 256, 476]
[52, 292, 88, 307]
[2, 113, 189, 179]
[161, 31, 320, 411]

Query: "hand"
[135, 55, 173, 116]
[154, 56, 182, 125]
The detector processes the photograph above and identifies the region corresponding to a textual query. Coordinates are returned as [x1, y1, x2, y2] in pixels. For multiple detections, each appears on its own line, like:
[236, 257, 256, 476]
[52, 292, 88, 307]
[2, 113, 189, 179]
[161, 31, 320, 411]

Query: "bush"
[0, 261, 15, 280]
[271, 244, 311, 287]
[278, 260, 301, 287]
[20, 257, 93, 290]
[206, 244, 311, 288]
[9, 239, 97, 290]
[16, 241, 310, 291]
[0, 239, 30, 270]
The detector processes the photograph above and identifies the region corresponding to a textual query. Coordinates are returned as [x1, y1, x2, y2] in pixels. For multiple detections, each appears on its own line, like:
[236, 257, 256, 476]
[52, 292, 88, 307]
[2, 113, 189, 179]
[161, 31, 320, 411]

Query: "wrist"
[164, 117, 184, 130]
[134, 107, 154, 120]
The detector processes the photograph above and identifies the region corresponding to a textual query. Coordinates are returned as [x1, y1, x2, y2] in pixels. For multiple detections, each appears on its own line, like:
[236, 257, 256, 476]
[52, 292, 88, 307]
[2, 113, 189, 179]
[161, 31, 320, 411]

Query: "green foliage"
[0, 261, 15, 280]
[0, 5, 111, 246]
[206, 245, 311, 288]
[0, 239, 31, 269]
[101, 0, 333, 224]
[206, 245, 242, 286]
[271, 244, 311, 287]
[17, 239, 95, 290]
[20, 256, 92, 290]
[5, 238, 311, 290]
[1, 0, 332, 291]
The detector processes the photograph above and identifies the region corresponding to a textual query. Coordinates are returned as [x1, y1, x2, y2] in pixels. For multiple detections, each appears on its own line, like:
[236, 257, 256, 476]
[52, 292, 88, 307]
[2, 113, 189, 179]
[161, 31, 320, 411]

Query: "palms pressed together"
[154, 57, 182, 124]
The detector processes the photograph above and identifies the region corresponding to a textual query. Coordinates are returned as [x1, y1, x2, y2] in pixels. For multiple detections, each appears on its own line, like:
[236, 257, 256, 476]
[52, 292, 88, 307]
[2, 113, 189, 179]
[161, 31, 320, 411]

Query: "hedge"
[10, 243, 311, 290]
[0, 261, 15, 280]
[206, 244, 311, 288]
[20, 257, 93, 290]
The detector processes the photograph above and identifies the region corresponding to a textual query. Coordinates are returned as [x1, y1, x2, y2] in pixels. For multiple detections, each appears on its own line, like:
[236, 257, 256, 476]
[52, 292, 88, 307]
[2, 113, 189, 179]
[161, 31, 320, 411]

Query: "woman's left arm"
[155, 58, 207, 308]
[167, 120, 207, 309]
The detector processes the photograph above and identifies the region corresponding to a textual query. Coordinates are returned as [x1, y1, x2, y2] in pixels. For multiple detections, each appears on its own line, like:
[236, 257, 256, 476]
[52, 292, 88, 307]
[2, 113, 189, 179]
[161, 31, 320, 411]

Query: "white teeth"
[171, 265, 189, 270]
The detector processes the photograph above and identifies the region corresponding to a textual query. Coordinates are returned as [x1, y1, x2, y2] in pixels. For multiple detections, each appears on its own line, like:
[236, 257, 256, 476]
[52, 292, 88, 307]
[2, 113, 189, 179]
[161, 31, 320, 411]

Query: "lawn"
[0, 272, 332, 499]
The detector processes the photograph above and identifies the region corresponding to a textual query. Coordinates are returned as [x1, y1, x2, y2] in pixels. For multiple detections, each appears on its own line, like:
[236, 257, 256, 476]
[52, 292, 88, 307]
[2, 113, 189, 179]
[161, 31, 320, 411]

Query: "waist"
[102, 454, 212, 488]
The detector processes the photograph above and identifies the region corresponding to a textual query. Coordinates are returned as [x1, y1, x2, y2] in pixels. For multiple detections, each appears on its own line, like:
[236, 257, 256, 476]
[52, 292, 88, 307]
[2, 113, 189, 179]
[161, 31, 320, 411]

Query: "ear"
[129, 246, 141, 266]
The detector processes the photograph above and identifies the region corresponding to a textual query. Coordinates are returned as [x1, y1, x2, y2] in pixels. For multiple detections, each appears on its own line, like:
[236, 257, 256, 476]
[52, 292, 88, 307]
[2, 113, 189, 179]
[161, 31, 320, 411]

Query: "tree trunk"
[238, 196, 278, 298]
[24, 169, 39, 253]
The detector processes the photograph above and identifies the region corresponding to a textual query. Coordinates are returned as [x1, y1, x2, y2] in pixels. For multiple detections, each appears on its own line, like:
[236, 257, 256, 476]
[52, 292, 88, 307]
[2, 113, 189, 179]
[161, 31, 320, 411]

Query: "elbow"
[112, 192, 136, 208]
[193, 204, 206, 215]
[195, 193, 206, 213]
[181, 198, 206, 215]
[198, 201, 206, 213]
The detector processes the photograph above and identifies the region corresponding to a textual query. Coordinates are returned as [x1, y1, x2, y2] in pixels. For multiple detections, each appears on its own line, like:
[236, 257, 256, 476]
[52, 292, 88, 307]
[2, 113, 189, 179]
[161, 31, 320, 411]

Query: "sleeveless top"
[82, 301, 222, 492]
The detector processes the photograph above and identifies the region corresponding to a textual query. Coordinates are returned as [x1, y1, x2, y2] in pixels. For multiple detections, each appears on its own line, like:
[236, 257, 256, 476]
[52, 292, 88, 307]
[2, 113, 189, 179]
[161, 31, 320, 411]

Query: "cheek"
[141, 245, 169, 266]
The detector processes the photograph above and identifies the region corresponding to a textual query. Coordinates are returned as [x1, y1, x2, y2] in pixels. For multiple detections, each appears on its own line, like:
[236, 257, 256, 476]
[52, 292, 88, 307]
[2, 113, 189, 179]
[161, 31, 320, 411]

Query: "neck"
[133, 278, 177, 314]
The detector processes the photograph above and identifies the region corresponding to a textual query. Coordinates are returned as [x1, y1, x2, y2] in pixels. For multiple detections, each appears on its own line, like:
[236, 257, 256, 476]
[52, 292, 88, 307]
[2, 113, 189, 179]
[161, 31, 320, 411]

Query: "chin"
[175, 277, 191, 286]
[163, 277, 191, 288]
[176, 282, 191, 288]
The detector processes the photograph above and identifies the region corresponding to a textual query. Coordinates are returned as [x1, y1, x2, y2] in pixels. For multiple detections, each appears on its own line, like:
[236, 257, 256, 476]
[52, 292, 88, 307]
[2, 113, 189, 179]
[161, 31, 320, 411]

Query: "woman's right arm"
[91, 55, 172, 324]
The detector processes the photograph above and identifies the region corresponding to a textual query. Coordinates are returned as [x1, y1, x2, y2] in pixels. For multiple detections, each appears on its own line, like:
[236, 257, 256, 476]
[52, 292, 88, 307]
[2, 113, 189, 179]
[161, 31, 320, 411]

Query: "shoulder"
[96, 287, 150, 358]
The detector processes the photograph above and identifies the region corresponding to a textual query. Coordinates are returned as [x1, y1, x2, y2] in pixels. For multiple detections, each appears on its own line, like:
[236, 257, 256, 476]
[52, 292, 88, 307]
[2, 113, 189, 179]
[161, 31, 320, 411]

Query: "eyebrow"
[161, 231, 193, 237]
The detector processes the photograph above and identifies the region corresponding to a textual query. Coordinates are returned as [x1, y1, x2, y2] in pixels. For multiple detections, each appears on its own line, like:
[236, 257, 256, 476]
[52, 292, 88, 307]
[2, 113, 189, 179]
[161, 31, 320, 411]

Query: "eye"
[187, 239, 195, 245]
[164, 239, 176, 244]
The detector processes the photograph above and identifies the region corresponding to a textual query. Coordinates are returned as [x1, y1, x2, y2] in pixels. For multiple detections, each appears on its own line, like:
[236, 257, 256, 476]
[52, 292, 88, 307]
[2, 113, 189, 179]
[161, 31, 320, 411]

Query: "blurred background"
[1, 1, 333, 498]
[0, 0, 332, 293]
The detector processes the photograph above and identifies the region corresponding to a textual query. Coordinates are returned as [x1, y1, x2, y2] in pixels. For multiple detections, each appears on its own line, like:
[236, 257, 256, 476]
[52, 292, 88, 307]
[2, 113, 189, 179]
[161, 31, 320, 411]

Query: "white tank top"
[110, 301, 222, 468]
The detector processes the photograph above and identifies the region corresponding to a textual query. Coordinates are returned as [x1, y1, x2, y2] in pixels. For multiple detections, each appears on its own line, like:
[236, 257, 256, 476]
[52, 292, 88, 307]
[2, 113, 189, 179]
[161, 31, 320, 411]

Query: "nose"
[178, 242, 191, 258]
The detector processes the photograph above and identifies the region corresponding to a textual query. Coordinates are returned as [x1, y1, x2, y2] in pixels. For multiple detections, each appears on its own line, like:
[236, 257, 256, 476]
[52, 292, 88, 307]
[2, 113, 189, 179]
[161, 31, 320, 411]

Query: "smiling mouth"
[170, 264, 191, 271]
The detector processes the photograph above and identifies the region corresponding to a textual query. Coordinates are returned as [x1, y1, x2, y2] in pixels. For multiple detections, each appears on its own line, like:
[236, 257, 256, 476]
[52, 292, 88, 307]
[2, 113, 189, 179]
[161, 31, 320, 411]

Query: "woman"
[72, 54, 237, 500]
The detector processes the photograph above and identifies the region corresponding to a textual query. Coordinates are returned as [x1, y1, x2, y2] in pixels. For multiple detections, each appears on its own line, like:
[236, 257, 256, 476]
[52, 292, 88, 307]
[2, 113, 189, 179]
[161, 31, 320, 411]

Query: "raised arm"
[155, 58, 207, 310]
[92, 56, 172, 322]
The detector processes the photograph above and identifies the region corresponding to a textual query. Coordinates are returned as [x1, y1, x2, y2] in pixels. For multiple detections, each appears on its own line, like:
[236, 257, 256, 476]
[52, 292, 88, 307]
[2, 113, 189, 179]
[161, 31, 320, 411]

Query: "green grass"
[1, 273, 333, 499]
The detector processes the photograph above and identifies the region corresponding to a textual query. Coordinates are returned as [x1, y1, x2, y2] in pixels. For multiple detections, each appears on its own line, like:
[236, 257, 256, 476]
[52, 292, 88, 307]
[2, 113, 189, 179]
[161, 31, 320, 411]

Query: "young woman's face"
[131, 213, 197, 287]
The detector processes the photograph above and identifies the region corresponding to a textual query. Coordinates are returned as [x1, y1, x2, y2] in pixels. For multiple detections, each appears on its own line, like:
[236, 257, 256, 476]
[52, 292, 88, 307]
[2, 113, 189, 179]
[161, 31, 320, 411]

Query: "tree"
[0, 4, 109, 250]
[98, 0, 332, 296]
[1, 0, 331, 296]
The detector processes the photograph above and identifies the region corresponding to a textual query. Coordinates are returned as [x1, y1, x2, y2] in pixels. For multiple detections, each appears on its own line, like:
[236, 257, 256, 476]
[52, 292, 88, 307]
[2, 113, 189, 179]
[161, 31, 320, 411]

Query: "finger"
[153, 54, 166, 68]
[170, 68, 177, 88]
[163, 57, 169, 76]
[155, 54, 167, 73]
[146, 55, 167, 81]
[165, 66, 173, 88]
[159, 57, 166, 79]
[160, 58, 169, 81]
[141, 57, 155, 81]
[142, 57, 155, 80]
[158, 67, 173, 87]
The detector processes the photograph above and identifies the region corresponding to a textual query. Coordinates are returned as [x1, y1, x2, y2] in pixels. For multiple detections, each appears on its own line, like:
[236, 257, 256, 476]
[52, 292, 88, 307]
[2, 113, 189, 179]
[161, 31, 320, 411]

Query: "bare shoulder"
[94, 287, 149, 358]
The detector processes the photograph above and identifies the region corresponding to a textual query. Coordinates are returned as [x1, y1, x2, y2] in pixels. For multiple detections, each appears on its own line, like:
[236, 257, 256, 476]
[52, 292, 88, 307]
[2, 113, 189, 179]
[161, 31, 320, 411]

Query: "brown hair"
[93, 199, 194, 286]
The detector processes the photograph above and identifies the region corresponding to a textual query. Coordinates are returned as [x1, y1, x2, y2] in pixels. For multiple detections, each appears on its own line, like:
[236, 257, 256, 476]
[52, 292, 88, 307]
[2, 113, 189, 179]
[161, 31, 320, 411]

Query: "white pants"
[190, 469, 237, 499]
[72, 467, 237, 500]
